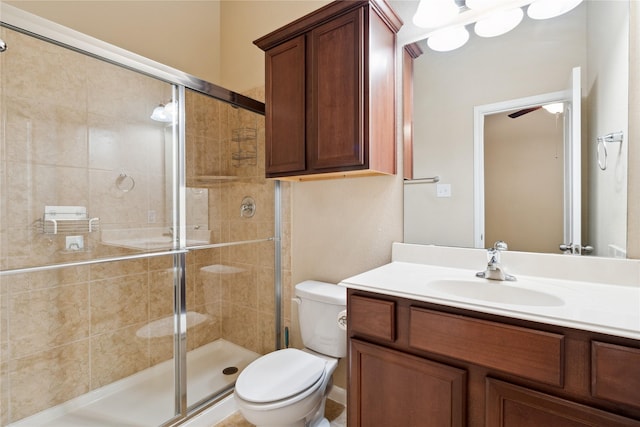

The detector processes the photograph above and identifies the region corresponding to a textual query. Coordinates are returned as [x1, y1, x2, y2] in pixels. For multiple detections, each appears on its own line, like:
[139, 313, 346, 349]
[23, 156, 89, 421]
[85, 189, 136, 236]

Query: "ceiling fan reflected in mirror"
[508, 102, 564, 119]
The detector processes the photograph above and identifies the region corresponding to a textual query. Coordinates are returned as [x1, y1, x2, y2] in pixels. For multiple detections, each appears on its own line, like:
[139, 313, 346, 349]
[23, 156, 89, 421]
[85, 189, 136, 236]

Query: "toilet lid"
[235, 348, 326, 403]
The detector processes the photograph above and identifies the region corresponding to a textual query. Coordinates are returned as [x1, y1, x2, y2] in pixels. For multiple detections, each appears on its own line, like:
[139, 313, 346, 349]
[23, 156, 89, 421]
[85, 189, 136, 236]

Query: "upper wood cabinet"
[254, 0, 402, 180]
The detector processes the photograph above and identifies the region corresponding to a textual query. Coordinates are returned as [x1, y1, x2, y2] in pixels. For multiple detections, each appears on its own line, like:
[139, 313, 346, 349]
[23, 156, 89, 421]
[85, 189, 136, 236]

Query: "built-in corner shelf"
[187, 175, 239, 187]
[231, 127, 257, 167]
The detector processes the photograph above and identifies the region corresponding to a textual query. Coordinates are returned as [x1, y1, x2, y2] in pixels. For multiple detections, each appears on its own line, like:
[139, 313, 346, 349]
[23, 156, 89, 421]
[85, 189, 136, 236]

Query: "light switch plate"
[436, 183, 452, 198]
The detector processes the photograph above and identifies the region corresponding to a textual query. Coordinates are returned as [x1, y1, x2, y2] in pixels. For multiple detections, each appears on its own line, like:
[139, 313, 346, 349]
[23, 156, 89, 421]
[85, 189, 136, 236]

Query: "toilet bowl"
[235, 348, 338, 427]
[233, 281, 346, 427]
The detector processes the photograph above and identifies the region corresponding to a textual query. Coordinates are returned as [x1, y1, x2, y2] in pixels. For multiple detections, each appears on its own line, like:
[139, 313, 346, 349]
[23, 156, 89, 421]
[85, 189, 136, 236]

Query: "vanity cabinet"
[253, 0, 401, 180]
[347, 290, 640, 427]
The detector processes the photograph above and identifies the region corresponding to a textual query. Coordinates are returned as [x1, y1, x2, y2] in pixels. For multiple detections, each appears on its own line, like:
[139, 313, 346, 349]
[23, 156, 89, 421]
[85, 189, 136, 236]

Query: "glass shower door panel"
[0, 25, 180, 426]
[0, 25, 177, 273]
[185, 242, 278, 409]
[183, 90, 275, 408]
[184, 89, 273, 247]
[0, 257, 179, 426]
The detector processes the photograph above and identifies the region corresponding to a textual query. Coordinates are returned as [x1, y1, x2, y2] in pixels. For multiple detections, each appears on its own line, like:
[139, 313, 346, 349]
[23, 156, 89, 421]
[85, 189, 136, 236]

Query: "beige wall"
[6, 0, 222, 84]
[484, 110, 564, 253]
[219, 1, 330, 92]
[5, 0, 330, 93]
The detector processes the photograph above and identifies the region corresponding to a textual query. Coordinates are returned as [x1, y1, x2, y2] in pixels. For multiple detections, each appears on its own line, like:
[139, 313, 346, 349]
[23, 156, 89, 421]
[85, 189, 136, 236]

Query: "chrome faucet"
[476, 241, 516, 281]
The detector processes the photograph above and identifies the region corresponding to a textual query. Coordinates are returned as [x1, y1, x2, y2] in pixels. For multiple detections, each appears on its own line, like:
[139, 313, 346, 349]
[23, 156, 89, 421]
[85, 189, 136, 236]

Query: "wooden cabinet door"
[349, 339, 466, 427]
[487, 379, 640, 427]
[308, 9, 364, 172]
[265, 35, 306, 176]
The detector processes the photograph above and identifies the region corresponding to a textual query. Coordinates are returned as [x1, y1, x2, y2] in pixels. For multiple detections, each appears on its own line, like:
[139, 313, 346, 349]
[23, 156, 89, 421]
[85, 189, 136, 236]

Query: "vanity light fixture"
[474, 7, 524, 38]
[412, 0, 460, 29]
[415, 0, 584, 52]
[527, 0, 584, 20]
[427, 26, 470, 52]
[465, 0, 504, 10]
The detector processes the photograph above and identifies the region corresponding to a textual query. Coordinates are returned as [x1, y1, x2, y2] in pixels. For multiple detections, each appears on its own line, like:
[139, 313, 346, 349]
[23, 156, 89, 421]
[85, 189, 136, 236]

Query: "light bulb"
[413, 0, 460, 29]
[542, 102, 564, 114]
[527, 0, 583, 20]
[465, 0, 505, 11]
[164, 101, 176, 116]
[474, 8, 523, 38]
[427, 26, 470, 52]
[150, 104, 170, 122]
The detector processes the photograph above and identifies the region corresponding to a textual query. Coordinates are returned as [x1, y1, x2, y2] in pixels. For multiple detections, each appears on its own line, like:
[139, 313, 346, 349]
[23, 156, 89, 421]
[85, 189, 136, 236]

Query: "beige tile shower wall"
[187, 87, 286, 356]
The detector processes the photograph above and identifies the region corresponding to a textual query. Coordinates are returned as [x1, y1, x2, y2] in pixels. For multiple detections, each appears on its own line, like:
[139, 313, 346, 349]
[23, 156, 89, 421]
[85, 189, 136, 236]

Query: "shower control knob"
[0, 39, 6, 52]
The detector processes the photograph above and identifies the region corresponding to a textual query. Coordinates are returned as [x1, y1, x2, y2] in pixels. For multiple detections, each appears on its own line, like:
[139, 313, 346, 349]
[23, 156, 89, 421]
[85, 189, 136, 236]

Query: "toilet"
[234, 280, 347, 427]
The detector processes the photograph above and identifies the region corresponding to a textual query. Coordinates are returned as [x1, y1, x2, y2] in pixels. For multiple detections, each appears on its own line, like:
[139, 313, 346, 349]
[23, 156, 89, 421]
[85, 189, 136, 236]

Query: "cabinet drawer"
[349, 295, 395, 342]
[592, 341, 640, 408]
[409, 307, 564, 386]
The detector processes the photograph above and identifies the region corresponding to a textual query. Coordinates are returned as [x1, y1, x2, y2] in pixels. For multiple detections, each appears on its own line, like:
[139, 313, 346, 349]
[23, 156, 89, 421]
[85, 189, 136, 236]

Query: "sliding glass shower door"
[0, 8, 274, 426]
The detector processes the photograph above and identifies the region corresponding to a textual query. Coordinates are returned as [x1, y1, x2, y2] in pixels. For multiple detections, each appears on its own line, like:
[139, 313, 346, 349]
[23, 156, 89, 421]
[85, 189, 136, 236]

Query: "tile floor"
[213, 399, 346, 426]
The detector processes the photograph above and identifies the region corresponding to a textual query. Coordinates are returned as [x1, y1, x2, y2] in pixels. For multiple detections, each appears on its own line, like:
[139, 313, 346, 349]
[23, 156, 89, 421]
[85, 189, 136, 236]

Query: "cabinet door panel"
[592, 341, 640, 409]
[350, 339, 466, 427]
[487, 379, 640, 427]
[265, 35, 306, 175]
[309, 9, 364, 171]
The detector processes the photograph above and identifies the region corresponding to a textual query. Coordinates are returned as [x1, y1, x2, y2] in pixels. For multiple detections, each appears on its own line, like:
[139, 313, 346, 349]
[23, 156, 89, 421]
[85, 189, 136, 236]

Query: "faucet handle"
[493, 241, 508, 251]
[487, 241, 507, 264]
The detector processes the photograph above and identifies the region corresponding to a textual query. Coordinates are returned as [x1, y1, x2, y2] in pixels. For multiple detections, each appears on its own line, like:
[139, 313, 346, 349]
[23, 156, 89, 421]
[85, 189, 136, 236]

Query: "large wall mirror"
[395, 0, 630, 258]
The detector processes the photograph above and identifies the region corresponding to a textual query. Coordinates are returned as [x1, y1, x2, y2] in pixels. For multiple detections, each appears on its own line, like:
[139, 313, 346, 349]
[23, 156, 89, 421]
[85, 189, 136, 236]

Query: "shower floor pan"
[9, 339, 259, 427]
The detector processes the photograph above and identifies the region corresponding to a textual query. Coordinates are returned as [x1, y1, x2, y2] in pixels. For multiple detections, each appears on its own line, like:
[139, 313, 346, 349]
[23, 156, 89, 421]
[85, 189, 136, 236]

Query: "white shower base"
[9, 339, 258, 427]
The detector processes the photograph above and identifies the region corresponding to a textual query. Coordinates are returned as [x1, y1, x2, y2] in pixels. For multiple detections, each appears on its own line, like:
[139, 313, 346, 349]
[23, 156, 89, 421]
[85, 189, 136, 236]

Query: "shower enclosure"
[0, 5, 282, 426]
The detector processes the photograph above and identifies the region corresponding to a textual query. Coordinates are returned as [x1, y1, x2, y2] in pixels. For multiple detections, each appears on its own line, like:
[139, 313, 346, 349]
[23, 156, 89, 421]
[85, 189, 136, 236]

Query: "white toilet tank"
[295, 281, 347, 358]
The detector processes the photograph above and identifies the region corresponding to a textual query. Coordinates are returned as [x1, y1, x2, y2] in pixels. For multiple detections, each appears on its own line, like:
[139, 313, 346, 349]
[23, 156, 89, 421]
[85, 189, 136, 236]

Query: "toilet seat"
[235, 348, 326, 404]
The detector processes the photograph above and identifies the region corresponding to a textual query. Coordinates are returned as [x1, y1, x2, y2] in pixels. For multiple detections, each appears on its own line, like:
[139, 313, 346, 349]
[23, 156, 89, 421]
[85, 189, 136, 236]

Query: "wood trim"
[402, 46, 415, 180]
[404, 42, 424, 59]
[367, 5, 397, 175]
[254, 0, 401, 51]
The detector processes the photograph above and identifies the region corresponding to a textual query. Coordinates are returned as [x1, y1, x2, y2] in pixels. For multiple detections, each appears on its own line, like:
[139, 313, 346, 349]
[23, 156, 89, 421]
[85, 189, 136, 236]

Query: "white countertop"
[339, 244, 640, 341]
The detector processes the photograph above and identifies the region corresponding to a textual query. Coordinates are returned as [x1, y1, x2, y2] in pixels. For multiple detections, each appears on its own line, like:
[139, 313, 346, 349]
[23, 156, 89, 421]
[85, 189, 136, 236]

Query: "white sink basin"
[427, 279, 564, 307]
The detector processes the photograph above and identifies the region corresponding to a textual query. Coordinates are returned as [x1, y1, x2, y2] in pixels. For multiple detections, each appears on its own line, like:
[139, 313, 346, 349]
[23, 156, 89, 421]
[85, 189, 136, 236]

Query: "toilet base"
[311, 417, 330, 427]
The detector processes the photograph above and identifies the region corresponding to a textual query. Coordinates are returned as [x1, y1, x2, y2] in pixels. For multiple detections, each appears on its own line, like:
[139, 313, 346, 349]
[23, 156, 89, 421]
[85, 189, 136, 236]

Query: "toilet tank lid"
[295, 280, 346, 305]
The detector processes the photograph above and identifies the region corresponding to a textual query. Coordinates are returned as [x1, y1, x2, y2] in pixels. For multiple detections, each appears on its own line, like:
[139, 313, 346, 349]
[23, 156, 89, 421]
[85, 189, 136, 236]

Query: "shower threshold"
[8, 339, 259, 427]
